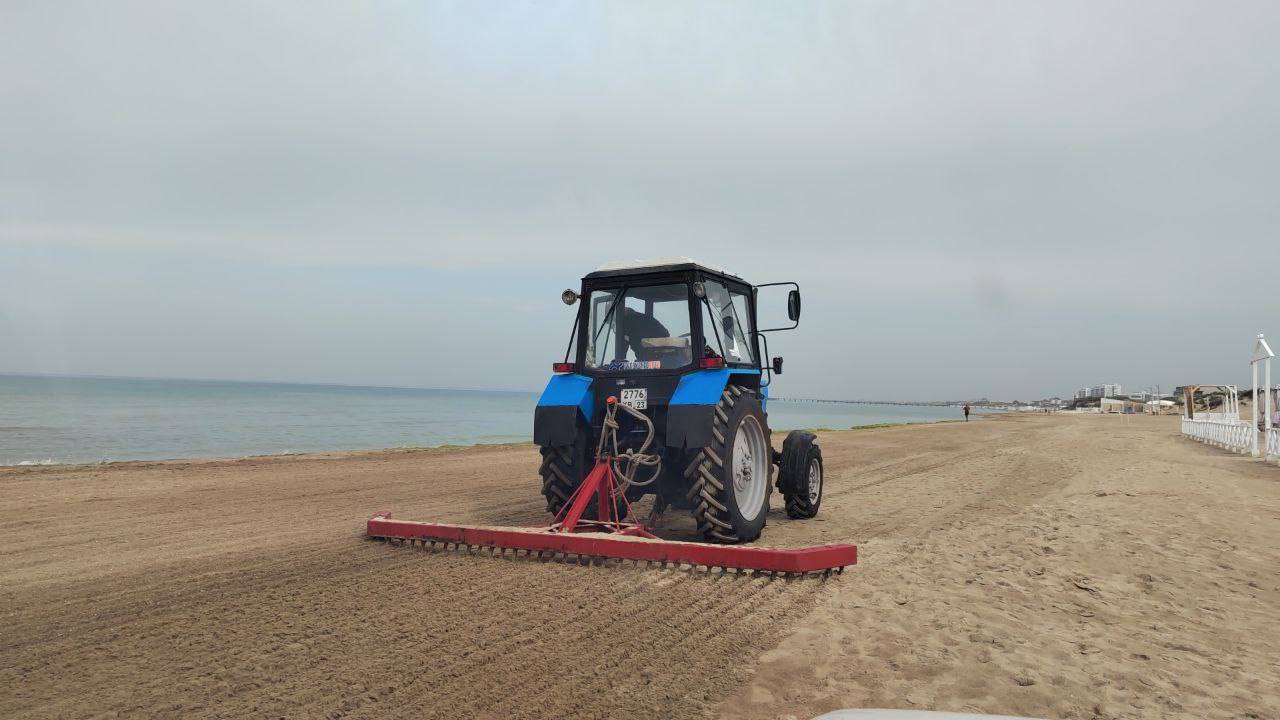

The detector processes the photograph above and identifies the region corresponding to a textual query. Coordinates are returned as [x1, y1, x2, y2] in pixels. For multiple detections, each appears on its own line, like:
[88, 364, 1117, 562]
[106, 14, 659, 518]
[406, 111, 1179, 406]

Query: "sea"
[0, 374, 977, 466]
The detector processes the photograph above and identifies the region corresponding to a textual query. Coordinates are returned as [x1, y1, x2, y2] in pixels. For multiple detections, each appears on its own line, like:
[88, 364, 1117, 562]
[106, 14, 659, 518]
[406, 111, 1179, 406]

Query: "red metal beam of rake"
[367, 454, 857, 575]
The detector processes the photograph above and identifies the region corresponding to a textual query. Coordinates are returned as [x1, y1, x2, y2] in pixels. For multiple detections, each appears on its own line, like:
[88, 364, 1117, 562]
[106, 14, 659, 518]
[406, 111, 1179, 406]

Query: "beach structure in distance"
[1180, 333, 1278, 463]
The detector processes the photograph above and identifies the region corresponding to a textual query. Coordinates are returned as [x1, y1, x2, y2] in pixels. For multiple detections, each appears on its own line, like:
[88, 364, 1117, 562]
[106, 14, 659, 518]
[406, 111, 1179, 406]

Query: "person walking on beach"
[963, 403, 971, 421]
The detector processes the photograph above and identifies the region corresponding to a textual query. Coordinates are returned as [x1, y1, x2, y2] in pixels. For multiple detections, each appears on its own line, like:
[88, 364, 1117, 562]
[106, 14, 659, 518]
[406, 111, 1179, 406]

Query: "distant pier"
[772, 397, 967, 408]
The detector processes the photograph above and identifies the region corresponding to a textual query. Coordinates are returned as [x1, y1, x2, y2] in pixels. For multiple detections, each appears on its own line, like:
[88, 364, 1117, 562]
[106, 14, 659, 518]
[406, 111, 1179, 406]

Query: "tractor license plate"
[620, 388, 648, 410]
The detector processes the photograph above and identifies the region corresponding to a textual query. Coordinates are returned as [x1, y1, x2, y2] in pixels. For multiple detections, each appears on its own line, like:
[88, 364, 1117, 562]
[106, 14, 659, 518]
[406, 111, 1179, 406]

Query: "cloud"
[3, 1, 1279, 398]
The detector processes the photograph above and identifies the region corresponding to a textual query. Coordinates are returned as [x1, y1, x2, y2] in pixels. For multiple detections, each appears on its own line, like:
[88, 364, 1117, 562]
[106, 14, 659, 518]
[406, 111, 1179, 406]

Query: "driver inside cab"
[620, 306, 689, 367]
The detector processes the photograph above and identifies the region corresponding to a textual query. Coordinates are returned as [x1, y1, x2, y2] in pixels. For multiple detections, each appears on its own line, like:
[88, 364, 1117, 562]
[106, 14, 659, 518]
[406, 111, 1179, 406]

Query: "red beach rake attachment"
[367, 399, 857, 578]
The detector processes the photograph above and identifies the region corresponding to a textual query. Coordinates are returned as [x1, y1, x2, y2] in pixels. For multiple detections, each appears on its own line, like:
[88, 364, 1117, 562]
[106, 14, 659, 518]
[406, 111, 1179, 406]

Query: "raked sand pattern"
[2, 414, 1277, 719]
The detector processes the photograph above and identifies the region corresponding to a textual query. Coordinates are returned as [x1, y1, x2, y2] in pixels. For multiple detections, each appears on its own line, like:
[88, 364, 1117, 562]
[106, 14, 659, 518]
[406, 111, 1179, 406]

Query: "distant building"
[1087, 384, 1122, 399]
[1100, 398, 1125, 413]
[1072, 384, 1122, 401]
[1028, 397, 1065, 408]
[1101, 398, 1143, 414]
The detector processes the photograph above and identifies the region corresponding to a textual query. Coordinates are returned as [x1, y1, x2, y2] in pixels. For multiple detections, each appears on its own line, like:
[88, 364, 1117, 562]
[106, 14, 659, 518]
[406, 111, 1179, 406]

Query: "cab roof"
[585, 257, 745, 283]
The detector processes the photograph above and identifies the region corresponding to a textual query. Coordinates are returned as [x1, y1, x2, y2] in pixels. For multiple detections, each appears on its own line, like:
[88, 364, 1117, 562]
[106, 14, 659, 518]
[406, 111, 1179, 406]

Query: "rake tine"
[370, 529, 854, 579]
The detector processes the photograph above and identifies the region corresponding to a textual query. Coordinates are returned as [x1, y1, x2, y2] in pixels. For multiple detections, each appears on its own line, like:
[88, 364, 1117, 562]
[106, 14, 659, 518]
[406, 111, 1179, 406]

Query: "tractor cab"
[535, 258, 817, 544]
[575, 263, 760, 374]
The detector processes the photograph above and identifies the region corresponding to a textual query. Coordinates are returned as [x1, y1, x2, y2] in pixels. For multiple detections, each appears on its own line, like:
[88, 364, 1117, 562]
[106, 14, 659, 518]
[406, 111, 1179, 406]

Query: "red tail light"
[699, 357, 726, 370]
[552, 362, 576, 373]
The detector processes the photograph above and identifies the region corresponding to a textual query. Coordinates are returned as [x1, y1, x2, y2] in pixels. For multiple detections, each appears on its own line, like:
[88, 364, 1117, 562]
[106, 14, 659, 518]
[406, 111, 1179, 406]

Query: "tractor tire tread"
[778, 430, 823, 519]
[687, 387, 769, 543]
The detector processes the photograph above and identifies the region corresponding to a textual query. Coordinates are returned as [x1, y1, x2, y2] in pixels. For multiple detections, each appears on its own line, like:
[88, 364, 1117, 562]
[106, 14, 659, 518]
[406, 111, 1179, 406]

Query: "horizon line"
[0, 370, 539, 396]
[3, 370, 1020, 405]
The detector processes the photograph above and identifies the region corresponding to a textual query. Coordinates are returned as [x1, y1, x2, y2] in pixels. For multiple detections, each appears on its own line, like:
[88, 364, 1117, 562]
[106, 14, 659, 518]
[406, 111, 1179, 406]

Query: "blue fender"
[536, 373, 594, 420]
[533, 373, 593, 446]
[671, 368, 764, 409]
[667, 369, 765, 448]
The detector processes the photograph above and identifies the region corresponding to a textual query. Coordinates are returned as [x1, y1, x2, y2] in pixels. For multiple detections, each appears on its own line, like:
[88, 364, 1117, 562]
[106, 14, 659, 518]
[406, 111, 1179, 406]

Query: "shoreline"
[0, 417, 984, 471]
[2, 373, 987, 468]
[0, 439, 537, 473]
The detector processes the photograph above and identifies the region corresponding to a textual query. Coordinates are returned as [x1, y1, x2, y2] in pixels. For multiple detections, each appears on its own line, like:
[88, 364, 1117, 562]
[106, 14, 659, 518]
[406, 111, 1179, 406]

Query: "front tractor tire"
[539, 422, 626, 520]
[685, 386, 772, 543]
[778, 430, 823, 519]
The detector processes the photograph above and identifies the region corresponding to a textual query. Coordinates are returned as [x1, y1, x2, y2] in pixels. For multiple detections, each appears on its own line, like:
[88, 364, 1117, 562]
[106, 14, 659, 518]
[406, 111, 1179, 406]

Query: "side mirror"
[722, 315, 735, 336]
[772, 356, 784, 374]
[787, 290, 801, 322]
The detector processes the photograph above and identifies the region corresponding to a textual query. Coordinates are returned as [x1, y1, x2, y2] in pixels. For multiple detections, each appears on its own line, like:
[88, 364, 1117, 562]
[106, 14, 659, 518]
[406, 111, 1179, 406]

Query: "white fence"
[1181, 336, 1278, 463]
[1182, 419, 1280, 462]
[1181, 418, 1256, 454]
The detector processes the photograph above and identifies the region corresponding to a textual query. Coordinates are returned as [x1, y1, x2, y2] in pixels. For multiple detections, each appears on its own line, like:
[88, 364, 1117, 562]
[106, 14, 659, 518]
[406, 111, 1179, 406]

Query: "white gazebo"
[1253, 333, 1275, 458]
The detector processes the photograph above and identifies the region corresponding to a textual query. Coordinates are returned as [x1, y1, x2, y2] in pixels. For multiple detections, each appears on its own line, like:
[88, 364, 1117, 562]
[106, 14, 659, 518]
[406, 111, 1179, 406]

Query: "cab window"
[700, 280, 755, 365]
[584, 284, 693, 370]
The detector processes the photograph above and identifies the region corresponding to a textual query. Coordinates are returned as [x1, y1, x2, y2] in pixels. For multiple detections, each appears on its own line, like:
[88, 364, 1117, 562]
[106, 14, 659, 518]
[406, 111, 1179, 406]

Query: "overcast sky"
[2, 1, 1277, 400]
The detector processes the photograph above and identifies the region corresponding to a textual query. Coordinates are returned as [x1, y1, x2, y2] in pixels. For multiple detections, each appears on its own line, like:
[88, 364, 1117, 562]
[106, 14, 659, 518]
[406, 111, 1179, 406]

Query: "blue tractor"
[534, 259, 824, 543]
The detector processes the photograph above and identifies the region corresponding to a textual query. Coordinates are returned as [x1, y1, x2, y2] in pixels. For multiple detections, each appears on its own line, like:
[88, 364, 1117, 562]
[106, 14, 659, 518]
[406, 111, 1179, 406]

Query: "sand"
[2, 414, 1278, 719]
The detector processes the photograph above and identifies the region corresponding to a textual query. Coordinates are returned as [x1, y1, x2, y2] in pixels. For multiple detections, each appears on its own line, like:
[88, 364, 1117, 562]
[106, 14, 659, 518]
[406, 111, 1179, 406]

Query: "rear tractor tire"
[684, 386, 772, 543]
[778, 430, 823, 519]
[539, 422, 627, 520]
